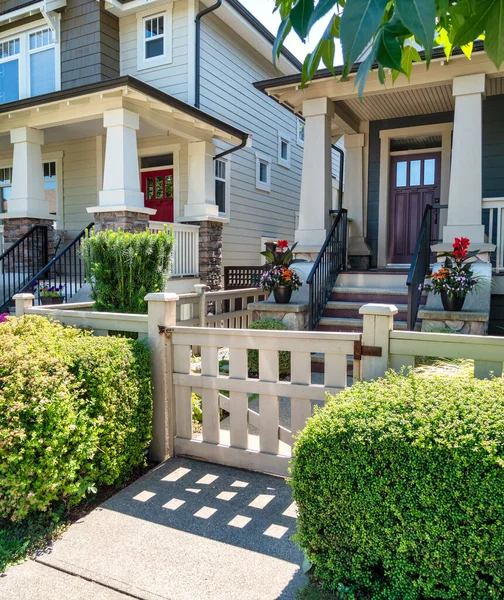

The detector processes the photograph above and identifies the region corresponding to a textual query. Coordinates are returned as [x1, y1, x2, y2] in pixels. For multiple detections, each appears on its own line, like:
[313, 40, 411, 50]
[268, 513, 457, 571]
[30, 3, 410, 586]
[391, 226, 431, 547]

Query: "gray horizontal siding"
[367, 112, 453, 267]
[483, 95, 504, 198]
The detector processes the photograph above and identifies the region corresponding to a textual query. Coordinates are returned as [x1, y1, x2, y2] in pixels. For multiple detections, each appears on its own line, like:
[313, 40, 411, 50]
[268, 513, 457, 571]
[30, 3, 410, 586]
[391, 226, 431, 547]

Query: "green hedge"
[248, 318, 290, 377]
[0, 316, 152, 522]
[82, 227, 174, 314]
[291, 371, 504, 599]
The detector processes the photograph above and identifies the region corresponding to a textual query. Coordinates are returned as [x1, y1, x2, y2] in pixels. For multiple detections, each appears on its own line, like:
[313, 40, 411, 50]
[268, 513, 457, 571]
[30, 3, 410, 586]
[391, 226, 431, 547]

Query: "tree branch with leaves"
[273, 0, 502, 96]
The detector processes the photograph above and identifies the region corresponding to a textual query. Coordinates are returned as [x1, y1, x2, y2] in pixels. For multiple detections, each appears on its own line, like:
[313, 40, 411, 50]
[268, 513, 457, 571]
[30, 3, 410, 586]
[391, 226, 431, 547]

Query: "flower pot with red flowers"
[34, 282, 66, 305]
[420, 237, 479, 312]
[260, 240, 304, 303]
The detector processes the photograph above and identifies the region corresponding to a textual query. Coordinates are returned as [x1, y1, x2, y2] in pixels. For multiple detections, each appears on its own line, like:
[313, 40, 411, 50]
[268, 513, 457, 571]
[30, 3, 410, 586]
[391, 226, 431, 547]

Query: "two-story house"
[0, 0, 343, 298]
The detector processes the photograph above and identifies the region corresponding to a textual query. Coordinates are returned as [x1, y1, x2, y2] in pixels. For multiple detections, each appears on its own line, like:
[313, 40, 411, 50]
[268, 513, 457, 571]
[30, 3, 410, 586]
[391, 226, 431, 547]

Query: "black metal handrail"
[19, 224, 94, 304]
[407, 205, 433, 330]
[0, 225, 48, 313]
[307, 209, 348, 330]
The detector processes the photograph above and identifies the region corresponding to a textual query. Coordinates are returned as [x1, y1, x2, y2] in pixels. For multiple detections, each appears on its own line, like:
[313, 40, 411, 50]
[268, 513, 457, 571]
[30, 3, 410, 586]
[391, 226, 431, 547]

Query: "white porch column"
[295, 97, 334, 252]
[344, 133, 371, 266]
[8, 127, 49, 218]
[443, 73, 486, 243]
[98, 108, 144, 209]
[184, 141, 219, 219]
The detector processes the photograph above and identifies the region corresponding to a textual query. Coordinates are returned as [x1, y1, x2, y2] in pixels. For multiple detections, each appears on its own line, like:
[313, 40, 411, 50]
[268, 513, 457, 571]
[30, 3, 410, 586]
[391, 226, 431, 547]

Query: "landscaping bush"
[248, 318, 290, 377]
[291, 371, 504, 600]
[0, 316, 152, 522]
[81, 227, 174, 314]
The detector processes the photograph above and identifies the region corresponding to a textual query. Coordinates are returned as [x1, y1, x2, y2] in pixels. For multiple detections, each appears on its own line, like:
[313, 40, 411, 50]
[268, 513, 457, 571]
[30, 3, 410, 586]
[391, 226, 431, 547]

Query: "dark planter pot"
[441, 290, 465, 312]
[274, 286, 293, 304]
[40, 296, 64, 306]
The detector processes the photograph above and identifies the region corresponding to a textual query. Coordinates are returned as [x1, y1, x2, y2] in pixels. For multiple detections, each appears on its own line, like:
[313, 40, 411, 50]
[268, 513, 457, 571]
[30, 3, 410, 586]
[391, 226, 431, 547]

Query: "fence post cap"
[144, 293, 179, 302]
[194, 284, 207, 293]
[13, 293, 35, 300]
[359, 303, 398, 316]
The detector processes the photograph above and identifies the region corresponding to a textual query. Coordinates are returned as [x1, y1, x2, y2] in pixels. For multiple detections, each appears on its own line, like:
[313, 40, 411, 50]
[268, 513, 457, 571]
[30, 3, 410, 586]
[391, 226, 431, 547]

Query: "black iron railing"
[0, 225, 48, 312]
[407, 205, 433, 331]
[20, 224, 94, 304]
[307, 209, 348, 330]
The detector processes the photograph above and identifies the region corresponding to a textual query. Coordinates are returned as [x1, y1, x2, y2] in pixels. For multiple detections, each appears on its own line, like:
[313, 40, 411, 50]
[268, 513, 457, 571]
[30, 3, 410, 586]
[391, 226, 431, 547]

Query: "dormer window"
[137, 7, 173, 71]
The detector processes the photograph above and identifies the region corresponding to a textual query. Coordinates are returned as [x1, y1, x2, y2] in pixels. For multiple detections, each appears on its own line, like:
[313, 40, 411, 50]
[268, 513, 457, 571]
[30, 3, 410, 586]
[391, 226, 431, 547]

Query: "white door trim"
[377, 122, 453, 268]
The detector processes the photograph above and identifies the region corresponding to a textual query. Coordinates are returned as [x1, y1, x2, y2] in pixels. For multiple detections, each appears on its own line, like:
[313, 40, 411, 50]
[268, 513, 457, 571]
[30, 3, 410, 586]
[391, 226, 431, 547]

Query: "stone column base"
[248, 300, 309, 331]
[2, 217, 55, 272]
[185, 220, 223, 291]
[88, 208, 153, 233]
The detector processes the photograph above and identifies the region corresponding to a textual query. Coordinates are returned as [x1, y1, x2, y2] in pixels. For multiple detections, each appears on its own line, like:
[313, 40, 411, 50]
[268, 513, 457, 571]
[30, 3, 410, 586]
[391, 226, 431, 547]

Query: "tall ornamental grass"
[82, 227, 174, 314]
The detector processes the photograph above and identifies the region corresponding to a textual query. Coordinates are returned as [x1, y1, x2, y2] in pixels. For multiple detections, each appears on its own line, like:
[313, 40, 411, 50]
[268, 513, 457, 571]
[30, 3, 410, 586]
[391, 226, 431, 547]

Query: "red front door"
[142, 169, 174, 223]
[388, 153, 441, 264]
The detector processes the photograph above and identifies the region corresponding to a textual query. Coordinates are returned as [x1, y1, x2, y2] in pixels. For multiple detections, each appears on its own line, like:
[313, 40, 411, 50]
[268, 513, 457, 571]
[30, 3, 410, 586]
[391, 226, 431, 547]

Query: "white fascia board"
[102, 0, 167, 17]
[200, 0, 298, 76]
[0, 0, 65, 27]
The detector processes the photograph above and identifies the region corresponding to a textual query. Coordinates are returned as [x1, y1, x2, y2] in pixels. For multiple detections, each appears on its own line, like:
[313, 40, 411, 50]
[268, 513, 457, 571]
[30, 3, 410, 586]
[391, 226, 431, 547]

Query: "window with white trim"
[0, 161, 59, 215]
[137, 7, 173, 71]
[0, 25, 59, 104]
[256, 153, 271, 192]
[297, 118, 305, 146]
[278, 134, 291, 168]
[215, 158, 229, 215]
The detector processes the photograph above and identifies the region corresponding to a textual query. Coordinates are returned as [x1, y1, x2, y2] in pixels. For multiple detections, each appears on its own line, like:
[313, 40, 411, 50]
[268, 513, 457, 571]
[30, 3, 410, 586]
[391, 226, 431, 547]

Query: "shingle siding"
[483, 95, 504, 198]
[367, 112, 454, 266]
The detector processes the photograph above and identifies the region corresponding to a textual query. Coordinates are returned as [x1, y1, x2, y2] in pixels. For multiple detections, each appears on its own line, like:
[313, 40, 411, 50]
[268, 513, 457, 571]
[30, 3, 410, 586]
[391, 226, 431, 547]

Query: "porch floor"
[1, 458, 305, 600]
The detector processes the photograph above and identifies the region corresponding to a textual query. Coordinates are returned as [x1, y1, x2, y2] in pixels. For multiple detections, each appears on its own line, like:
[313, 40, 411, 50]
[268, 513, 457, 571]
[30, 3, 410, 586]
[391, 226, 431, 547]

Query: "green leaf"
[453, 0, 495, 47]
[308, 0, 337, 30]
[461, 40, 474, 59]
[340, 0, 388, 76]
[376, 29, 404, 72]
[354, 33, 380, 97]
[290, 0, 315, 41]
[485, 0, 504, 69]
[273, 17, 292, 63]
[435, 27, 454, 60]
[395, 0, 436, 63]
[401, 44, 422, 80]
[378, 64, 386, 83]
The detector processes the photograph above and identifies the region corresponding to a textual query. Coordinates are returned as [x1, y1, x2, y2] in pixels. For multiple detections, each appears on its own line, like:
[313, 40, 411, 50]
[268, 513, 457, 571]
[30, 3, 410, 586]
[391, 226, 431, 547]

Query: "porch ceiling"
[0, 76, 248, 146]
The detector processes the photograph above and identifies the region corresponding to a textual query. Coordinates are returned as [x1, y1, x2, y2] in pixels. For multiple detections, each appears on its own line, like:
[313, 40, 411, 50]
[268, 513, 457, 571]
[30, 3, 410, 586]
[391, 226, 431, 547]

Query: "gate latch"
[354, 341, 382, 360]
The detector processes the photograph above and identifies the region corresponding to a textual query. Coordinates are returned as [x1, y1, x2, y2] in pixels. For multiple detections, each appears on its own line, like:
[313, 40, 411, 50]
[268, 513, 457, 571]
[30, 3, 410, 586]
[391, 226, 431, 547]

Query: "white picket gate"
[169, 326, 361, 476]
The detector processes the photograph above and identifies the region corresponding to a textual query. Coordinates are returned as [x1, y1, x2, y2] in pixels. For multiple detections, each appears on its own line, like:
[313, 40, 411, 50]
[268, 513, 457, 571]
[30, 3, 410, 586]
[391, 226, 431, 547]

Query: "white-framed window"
[137, 6, 173, 71]
[0, 158, 60, 216]
[255, 153, 271, 192]
[0, 24, 60, 105]
[278, 133, 291, 169]
[215, 157, 230, 216]
[297, 118, 305, 146]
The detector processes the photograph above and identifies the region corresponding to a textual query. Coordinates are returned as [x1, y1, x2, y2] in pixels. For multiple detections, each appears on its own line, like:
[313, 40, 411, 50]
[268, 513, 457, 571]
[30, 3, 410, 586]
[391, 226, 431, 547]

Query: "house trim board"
[377, 122, 454, 268]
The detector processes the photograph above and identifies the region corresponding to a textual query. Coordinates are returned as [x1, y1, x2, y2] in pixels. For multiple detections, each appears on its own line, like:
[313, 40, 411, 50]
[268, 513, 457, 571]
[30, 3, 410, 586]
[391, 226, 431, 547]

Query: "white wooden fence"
[13, 295, 504, 476]
[150, 221, 200, 278]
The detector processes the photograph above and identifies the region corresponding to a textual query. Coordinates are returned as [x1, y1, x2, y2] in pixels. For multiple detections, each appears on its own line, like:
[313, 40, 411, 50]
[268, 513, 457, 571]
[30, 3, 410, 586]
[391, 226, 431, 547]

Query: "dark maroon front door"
[388, 153, 440, 264]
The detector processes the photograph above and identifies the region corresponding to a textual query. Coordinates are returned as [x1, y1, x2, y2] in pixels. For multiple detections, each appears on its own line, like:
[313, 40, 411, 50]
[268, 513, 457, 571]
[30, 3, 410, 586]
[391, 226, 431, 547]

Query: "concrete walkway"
[0, 458, 306, 600]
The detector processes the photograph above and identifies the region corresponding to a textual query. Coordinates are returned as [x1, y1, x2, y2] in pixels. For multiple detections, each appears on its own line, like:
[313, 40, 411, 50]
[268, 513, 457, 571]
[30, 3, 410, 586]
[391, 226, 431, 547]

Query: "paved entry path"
[0, 458, 306, 600]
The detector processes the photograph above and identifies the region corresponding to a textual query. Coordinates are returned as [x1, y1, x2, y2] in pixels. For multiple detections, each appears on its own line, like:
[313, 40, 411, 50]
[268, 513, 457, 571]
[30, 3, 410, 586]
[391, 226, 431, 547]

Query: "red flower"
[277, 240, 289, 249]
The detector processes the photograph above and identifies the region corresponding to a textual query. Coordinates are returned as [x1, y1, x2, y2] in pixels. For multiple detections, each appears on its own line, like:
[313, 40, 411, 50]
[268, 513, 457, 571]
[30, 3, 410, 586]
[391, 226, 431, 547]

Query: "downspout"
[333, 144, 345, 212]
[195, 0, 222, 109]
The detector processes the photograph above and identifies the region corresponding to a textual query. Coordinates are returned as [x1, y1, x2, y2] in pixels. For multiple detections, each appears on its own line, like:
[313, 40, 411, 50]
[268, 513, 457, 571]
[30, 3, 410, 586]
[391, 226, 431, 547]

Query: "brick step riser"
[323, 308, 408, 320]
[330, 292, 417, 304]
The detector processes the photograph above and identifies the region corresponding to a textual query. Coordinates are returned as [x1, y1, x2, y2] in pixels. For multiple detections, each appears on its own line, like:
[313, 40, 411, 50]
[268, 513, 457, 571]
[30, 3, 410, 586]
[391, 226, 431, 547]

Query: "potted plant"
[421, 237, 479, 311]
[260, 240, 304, 303]
[34, 282, 66, 306]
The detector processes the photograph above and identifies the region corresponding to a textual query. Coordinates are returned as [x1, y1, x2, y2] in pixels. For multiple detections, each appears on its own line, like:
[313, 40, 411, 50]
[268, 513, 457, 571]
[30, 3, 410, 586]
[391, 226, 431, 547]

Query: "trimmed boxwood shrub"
[0, 316, 152, 521]
[248, 318, 290, 377]
[82, 227, 174, 314]
[291, 371, 504, 600]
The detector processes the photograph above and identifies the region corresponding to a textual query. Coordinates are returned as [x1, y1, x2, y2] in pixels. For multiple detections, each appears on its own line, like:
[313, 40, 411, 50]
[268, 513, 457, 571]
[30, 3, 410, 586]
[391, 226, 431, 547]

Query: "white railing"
[0, 225, 4, 257]
[483, 198, 504, 270]
[149, 221, 200, 278]
[171, 326, 360, 476]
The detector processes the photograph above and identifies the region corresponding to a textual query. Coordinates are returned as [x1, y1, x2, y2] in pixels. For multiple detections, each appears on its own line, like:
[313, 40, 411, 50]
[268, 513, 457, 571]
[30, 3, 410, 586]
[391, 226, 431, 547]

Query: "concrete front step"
[336, 270, 409, 289]
[318, 316, 420, 332]
[324, 300, 408, 320]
